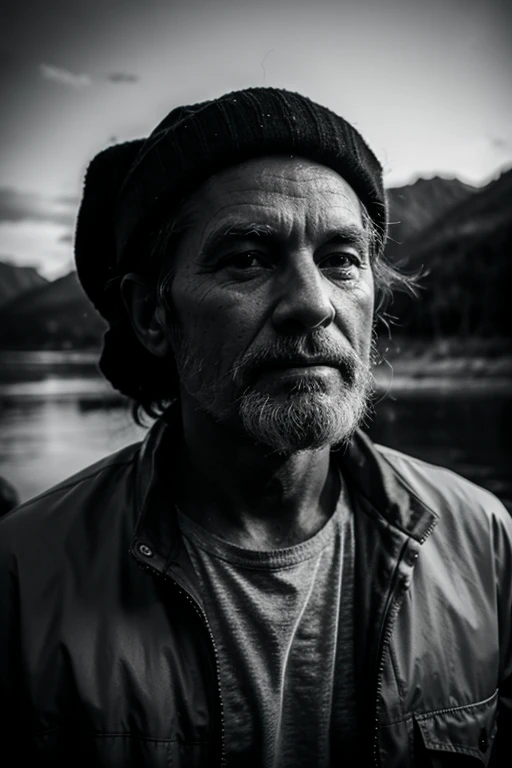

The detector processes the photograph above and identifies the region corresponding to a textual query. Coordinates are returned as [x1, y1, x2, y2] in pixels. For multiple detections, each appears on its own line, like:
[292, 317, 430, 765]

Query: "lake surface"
[0, 351, 510, 512]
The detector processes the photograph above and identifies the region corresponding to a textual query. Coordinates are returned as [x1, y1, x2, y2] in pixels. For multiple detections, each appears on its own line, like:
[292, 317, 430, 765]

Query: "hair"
[106, 193, 418, 425]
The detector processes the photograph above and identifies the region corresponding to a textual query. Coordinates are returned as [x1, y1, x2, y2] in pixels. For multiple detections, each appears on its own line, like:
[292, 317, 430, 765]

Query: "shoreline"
[372, 352, 512, 393]
[0, 348, 511, 400]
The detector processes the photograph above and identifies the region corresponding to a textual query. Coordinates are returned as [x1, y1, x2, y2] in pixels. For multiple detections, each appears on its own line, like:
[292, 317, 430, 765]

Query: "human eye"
[319, 251, 361, 277]
[220, 250, 273, 274]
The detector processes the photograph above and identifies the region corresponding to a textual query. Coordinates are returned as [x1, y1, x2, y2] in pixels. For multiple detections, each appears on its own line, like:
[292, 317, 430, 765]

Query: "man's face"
[165, 156, 375, 452]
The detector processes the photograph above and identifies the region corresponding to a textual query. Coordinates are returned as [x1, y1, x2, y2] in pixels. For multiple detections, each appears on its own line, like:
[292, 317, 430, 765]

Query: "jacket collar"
[337, 429, 438, 544]
[131, 408, 188, 578]
[130, 406, 438, 574]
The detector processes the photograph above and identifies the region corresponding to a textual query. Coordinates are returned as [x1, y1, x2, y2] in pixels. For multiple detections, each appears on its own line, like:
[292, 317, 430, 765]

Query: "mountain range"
[0, 169, 510, 348]
[385, 176, 476, 262]
[0, 261, 48, 308]
[387, 169, 512, 338]
[0, 270, 106, 348]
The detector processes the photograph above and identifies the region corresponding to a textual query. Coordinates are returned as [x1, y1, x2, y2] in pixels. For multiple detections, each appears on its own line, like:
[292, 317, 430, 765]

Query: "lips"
[260, 358, 338, 370]
[232, 334, 359, 391]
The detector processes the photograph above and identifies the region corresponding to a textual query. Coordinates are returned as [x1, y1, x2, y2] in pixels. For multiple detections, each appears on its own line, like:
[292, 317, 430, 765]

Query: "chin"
[238, 385, 372, 455]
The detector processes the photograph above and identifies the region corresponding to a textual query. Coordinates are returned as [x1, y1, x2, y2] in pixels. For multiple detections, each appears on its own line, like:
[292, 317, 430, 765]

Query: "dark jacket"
[1, 413, 511, 767]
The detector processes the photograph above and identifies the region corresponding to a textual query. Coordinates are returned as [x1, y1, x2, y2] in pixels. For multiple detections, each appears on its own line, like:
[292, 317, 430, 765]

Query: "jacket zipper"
[372, 523, 437, 767]
[372, 575, 408, 767]
[134, 557, 226, 767]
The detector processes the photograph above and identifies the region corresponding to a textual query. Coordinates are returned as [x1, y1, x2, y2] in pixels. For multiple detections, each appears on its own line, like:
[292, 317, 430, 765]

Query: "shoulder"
[376, 442, 507, 515]
[376, 442, 512, 547]
[0, 441, 142, 558]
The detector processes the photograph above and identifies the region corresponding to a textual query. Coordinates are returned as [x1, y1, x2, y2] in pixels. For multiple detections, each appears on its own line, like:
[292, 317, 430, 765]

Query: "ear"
[120, 272, 169, 358]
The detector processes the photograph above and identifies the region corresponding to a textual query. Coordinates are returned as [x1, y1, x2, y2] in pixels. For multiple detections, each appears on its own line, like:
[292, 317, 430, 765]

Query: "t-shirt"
[177, 480, 356, 767]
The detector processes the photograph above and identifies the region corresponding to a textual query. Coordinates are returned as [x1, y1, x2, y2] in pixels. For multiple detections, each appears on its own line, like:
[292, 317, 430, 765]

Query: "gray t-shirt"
[178, 480, 356, 767]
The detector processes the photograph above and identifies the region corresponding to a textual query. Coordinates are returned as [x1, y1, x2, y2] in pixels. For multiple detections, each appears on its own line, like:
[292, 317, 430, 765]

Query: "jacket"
[1, 411, 511, 767]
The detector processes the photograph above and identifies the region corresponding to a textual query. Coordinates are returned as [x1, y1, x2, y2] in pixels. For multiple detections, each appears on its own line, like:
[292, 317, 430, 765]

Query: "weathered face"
[165, 156, 375, 451]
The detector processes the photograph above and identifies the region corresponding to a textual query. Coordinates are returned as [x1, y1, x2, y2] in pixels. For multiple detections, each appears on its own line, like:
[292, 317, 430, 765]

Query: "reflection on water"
[367, 394, 511, 512]
[0, 352, 145, 502]
[0, 351, 510, 511]
[0, 399, 146, 503]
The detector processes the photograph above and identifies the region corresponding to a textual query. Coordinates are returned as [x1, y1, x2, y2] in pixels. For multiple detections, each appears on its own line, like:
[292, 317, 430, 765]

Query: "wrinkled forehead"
[179, 155, 365, 242]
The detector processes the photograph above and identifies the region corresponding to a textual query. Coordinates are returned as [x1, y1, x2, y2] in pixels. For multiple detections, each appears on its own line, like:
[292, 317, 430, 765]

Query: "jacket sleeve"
[491, 500, 512, 764]
[0, 514, 28, 759]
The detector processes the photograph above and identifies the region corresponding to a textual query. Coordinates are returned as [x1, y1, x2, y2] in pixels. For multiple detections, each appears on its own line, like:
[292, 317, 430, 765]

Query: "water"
[0, 351, 147, 503]
[0, 351, 510, 511]
[367, 393, 512, 512]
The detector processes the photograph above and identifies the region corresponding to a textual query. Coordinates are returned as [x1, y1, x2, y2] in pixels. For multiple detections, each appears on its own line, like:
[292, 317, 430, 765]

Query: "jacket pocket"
[413, 689, 498, 767]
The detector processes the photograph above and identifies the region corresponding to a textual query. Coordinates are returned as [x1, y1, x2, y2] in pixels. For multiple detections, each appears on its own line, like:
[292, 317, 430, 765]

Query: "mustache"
[231, 332, 362, 390]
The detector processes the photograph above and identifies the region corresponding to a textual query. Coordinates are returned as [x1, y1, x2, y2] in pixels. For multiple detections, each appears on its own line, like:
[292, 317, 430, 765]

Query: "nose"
[272, 256, 336, 334]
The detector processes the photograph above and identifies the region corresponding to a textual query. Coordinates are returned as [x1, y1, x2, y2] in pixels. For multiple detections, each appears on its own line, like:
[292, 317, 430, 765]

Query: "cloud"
[107, 72, 139, 84]
[0, 188, 78, 227]
[0, 220, 73, 280]
[53, 194, 81, 206]
[490, 137, 510, 150]
[38, 65, 139, 88]
[40, 63, 91, 88]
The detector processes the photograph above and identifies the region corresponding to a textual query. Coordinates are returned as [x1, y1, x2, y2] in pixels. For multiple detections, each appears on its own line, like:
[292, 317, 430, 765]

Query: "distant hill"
[0, 261, 48, 307]
[0, 271, 106, 348]
[388, 169, 512, 338]
[385, 176, 476, 264]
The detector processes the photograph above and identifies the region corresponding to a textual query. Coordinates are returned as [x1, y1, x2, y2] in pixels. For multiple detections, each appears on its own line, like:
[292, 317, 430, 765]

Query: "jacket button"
[138, 543, 153, 557]
[479, 727, 488, 753]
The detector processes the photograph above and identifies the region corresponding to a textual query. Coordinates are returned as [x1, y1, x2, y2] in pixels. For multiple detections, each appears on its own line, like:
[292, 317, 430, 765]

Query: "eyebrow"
[319, 227, 370, 254]
[202, 223, 277, 255]
[201, 221, 370, 256]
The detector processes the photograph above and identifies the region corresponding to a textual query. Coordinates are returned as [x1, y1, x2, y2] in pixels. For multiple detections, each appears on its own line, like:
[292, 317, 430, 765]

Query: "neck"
[173, 398, 341, 550]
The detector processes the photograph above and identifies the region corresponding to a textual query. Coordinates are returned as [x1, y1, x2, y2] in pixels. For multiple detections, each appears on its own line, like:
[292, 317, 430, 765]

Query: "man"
[0, 88, 510, 767]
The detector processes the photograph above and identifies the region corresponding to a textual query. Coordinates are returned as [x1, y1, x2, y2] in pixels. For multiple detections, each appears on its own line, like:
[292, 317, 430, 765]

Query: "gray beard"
[172, 329, 375, 454]
[238, 372, 373, 454]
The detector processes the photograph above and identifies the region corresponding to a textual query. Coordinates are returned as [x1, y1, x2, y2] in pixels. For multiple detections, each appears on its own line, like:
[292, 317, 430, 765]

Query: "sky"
[0, 0, 511, 279]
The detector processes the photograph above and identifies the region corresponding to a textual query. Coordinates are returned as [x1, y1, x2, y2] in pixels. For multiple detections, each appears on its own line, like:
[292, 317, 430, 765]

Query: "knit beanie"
[75, 87, 387, 402]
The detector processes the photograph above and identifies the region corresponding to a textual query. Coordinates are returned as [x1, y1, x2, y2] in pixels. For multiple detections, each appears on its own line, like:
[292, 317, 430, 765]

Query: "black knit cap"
[75, 87, 387, 400]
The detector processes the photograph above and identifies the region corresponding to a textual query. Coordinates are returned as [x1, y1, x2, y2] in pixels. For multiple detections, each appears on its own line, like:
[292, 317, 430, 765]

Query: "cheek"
[358, 278, 375, 332]
[355, 267, 375, 313]
[169, 277, 261, 364]
[357, 284, 375, 347]
[337, 276, 374, 352]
